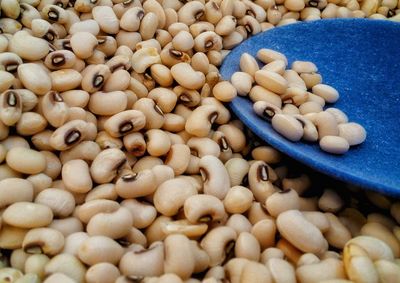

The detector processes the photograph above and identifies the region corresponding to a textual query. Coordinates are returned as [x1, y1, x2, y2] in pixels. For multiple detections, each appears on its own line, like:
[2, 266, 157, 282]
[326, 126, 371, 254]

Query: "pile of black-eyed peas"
[0, 0, 400, 282]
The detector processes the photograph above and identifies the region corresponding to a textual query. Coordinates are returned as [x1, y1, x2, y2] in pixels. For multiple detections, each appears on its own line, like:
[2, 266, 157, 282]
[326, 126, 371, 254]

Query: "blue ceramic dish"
[220, 19, 400, 196]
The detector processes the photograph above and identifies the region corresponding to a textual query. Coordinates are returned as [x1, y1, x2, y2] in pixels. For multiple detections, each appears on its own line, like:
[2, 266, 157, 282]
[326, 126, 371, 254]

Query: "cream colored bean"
[133, 98, 164, 130]
[239, 53, 259, 76]
[0, 90, 22, 126]
[360, 222, 400, 258]
[24, 254, 49, 280]
[338, 122, 367, 146]
[81, 64, 111, 93]
[312, 83, 340, 103]
[43, 273, 75, 283]
[121, 199, 156, 229]
[85, 262, 120, 283]
[296, 258, 346, 283]
[277, 209, 328, 254]
[120, 7, 144, 32]
[9, 31, 49, 61]
[22, 227, 64, 256]
[271, 114, 304, 142]
[199, 155, 230, 199]
[18, 64, 52, 95]
[62, 159, 92, 194]
[266, 189, 300, 217]
[6, 147, 46, 175]
[251, 219, 277, 250]
[16, 112, 47, 136]
[171, 62, 206, 90]
[212, 81, 237, 102]
[267, 258, 296, 283]
[92, 6, 119, 34]
[2, 202, 53, 229]
[184, 194, 226, 224]
[248, 161, 277, 203]
[0, 71, 15, 93]
[0, 178, 33, 208]
[239, 260, 273, 283]
[235, 232, 260, 261]
[140, 12, 159, 40]
[318, 189, 344, 213]
[35, 188, 75, 218]
[48, 217, 83, 237]
[201, 226, 237, 266]
[87, 207, 132, 239]
[154, 178, 197, 217]
[90, 148, 126, 184]
[320, 136, 350, 154]
[78, 236, 123, 266]
[223, 186, 253, 214]
[230, 71, 253, 96]
[164, 234, 195, 279]
[40, 91, 69, 128]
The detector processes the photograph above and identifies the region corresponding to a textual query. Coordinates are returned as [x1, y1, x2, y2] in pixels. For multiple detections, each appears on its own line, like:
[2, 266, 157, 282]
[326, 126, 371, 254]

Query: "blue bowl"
[220, 19, 400, 196]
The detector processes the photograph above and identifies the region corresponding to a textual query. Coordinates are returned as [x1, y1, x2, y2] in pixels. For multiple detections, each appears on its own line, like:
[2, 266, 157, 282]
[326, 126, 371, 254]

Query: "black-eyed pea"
[22, 227, 64, 256]
[230, 71, 253, 96]
[0, 178, 33, 209]
[144, 129, 171, 157]
[139, 12, 159, 40]
[123, 132, 146, 156]
[23, 253, 49, 280]
[150, 64, 174, 87]
[40, 91, 69, 128]
[307, 91, 326, 107]
[60, 141, 100, 164]
[185, 105, 218, 137]
[115, 169, 157, 199]
[132, 156, 163, 172]
[239, 53, 259, 77]
[360, 222, 400, 258]
[6, 147, 46, 175]
[171, 62, 206, 90]
[319, 136, 350, 155]
[85, 183, 117, 202]
[315, 111, 339, 138]
[248, 161, 277, 203]
[249, 85, 282, 108]
[281, 87, 309, 106]
[2, 202, 53, 229]
[90, 148, 126, 184]
[374, 259, 400, 283]
[266, 258, 296, 283]
[9, 31, 49, 61]
[164, 144, 191, 175]
[162, 113, 186, 132]
[44, 50, 76, 71]
[224, 158, 249, 186]
[262, 60, 287, 75]
[62, 159, 92, 194]
[0, 70, 14, 94]
[62, 232, 89, 256]
[43, 273, 75, 283]
[266, 189, 300, 217]
[257, 48, 288, 65]
[48, 217, 83, 237]
[297, 253, 321, 266]
[239, 260, 273, 283]
[283, 69, 307, 90]
[226, 214, 252, 235]
[0, 268, 23, 282]
[318, 188, 344, 213]
[260, 248, 285, 264]
[95, 131, 123, 150]
[299, 101, 323, 114]
[0, 90, 22, 127]
[0, 223, 29, 249]
[119, 7, 144, 32]
[300, 72, 322, 89]
[153, 178, 197, 217]
[223, 186, 253, 214]
[296, 258, 346, 283]
[16, 112, 47, 136]
[184, 194, 226, 224]
[255, 70, 288, 95]
[147, 88, 177, 114]
[18, 63, 52, 95]
[187, 137, 220, 158]
[251, 219, 276, 250]
[212, 81, 237, 102]
[164, 234, 195, 279]
[291, 60, 318, 74]
[34, 188, 75, 218]
[271, 114, 304, 142]
[251, 146, 282, 164]
[81, 64, 111, 93]
[92, 5, 119, 34]
[201, 226, 237, 267]
[312, 84, 340, 103]
[253, 101, 282, 121]
[199, 155, 230, 199]
[10, 249, 29, 271]
[78, 235, 123, 266]
[26, 173, 52, 197]
[86, 206, 132, 239]
[234, 232, 260, 261]
[177, 1, 205, 25]
[131, 47, 161, 74]
[133, 98, 165, 129]
[277, 209, 328, 254]
[224, 258, 249, 283]
[238, 15, 262, 35]
[60, 90, 90, 108]
[85, 262, 120, 283]
[301, 211, 331, 233]
[104, 110, 146, 138]
[70, 32, 98, 60]
[121, 199, 156, 229]
[338, 122, 367, 146]
[323, 212, 352, 249]
[102, 69, 130, 92]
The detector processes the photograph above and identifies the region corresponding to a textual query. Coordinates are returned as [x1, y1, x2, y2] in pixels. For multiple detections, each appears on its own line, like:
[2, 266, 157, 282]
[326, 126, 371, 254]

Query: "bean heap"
[232, 50, 367, 154]
[0, 0, 400, 282]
